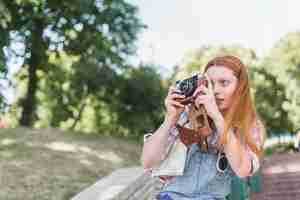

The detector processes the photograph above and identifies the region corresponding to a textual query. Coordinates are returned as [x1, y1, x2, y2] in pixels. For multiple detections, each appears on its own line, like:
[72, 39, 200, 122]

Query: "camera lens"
[175, 74, 198, 97]
[181, 82, 189, 91]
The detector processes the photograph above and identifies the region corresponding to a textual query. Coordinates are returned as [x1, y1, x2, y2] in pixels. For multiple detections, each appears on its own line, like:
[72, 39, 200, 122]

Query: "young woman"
[141, 55, 265, 200]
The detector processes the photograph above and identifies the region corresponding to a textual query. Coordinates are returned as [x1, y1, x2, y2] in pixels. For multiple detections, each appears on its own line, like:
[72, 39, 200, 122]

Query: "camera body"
[175, 73, 213, 147]
[175, 74, 207, 105]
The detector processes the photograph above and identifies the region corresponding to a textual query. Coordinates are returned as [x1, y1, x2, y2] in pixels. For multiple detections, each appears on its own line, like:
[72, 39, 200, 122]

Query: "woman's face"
[206, 66, 238, 112]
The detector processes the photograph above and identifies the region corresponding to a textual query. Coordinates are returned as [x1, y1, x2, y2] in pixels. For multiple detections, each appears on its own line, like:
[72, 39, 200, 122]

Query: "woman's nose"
[213, 83, 221, 94]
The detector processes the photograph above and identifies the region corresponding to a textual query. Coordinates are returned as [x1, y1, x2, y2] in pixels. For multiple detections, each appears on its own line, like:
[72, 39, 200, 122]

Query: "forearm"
[141, 117, 176, 169]
[213, 114, 251, 177]
[224, 129, 252, 177]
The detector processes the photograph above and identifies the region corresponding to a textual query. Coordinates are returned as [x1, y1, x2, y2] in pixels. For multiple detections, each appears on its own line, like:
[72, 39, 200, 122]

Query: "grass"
[0, 127, 142, 200]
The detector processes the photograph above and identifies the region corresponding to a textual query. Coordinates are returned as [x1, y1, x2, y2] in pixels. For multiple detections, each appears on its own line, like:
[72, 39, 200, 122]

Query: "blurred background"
[0, 0, 299, 200]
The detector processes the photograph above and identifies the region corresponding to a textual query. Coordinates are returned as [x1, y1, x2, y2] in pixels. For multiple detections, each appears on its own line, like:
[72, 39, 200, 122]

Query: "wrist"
[164, 114, 179, 127]
[164, 117, 177, 128]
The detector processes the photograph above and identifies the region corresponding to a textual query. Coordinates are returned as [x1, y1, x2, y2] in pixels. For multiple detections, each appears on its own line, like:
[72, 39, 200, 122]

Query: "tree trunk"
[70, 100, 87, 130]
[19, 21, 44, 127]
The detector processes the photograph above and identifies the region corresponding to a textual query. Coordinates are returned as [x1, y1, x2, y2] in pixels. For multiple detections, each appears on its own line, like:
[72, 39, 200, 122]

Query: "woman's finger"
[200, 85, 210, 95]
[204, 73, 214, 93]
[193, 85, 209, 97]
[168, 86, 176, 95]
[192, 85, 205, 97]
[170, 93, 185, 100]
[195, 96, 209, 103]
[195, 93, 213, 105]
[192, 87, 200, 97]
[195, 95, 208, 101]
[168, 86, 182, 95]
[168, 100, 185, 108]
[195, 98, 205, 108]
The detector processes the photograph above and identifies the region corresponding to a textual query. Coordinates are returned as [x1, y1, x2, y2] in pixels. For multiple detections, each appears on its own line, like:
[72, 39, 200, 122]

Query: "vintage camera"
[175, 73, 213, 147]
[176, 74, 213, 146]
[175, 74, 207, 105]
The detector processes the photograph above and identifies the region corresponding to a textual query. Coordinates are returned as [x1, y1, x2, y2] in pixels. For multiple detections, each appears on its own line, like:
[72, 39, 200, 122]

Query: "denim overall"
[157, 143, 235, 200]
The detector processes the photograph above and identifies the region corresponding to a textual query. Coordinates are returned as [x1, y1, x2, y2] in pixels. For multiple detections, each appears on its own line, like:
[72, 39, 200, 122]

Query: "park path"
[251, 153, 300, 200]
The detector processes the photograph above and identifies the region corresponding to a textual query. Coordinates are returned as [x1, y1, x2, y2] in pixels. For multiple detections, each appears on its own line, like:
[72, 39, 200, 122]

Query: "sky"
[130, 0, 300, 71]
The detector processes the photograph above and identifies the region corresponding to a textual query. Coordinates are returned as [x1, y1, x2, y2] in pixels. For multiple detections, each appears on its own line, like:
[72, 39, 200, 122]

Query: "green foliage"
[264, 143, 296, 156]
[10, 51, 167, 139]
[255, 32, 300, 133]
[111, 65, 167, 138]
[175, 45, 256, 80]
[0, 0, 145, 125]
[251, 63, 293, 132]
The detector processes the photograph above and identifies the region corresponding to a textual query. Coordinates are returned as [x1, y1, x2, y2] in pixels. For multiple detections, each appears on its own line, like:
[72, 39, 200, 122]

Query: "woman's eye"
[221, 80, 230, 86]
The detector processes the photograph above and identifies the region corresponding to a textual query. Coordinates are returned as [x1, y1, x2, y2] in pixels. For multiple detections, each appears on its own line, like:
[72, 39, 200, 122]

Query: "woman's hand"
[164, 86, 185, 125]
[192, 74, 222, 122]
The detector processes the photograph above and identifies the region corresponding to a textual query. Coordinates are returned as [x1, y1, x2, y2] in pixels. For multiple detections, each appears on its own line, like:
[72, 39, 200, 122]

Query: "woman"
[141, 55, 265, 200]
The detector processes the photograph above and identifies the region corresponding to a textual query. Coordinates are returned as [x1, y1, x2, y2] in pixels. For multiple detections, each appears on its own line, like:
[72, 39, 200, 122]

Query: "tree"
[0, 0, 144, 126]
[7, 52, 167, 139]
[175, 45, 257, 80]
[257, 32, 300, 133]
[0, 1, 9, 111]
[251, 64, 292, 133]
[111, 65, 167, 138]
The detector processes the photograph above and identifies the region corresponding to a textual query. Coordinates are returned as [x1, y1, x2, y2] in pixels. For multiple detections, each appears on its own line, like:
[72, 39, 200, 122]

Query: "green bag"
[227, 169, 263, 200]
[248, 170, 262, 193]
[226, 176, 249, 200]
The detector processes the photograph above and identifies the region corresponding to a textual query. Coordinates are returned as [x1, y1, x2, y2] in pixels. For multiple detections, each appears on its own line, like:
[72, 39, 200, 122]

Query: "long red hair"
[204, 55, 264, 156]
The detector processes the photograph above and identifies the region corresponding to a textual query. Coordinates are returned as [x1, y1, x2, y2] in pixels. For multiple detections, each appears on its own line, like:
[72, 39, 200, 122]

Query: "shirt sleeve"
[143, 126, 180, 174]
[143, 136, 175, 184]
[142, 110, 188, 175]
[142, 133, 154, 174]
